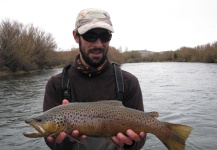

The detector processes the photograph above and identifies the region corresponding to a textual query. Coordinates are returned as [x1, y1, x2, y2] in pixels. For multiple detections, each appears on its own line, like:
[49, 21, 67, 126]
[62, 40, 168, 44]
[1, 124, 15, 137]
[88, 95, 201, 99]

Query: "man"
[43, 8, 146, 150]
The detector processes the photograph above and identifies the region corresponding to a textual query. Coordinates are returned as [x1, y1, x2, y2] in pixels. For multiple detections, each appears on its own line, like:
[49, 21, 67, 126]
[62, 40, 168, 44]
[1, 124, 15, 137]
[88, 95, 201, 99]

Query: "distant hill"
[138, 50, 155, 56]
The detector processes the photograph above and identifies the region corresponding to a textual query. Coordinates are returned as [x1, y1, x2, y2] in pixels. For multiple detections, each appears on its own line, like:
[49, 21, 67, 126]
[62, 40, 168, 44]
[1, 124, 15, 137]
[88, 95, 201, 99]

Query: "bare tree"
[0, 19, 57, 72]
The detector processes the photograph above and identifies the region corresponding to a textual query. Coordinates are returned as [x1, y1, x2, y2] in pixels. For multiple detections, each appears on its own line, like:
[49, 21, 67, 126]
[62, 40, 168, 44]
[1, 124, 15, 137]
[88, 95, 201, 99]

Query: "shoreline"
[0, 70, 36, 77]
[0, 66, 64, 77]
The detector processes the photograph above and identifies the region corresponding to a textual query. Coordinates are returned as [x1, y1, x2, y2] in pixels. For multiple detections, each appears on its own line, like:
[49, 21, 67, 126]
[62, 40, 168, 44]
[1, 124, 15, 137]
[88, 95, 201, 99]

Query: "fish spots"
[36, 102, 163, 137]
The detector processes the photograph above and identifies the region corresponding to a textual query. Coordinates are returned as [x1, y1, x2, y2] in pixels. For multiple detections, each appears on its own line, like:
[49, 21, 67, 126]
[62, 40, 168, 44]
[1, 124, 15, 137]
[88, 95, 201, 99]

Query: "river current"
[0, 62, 216, 150]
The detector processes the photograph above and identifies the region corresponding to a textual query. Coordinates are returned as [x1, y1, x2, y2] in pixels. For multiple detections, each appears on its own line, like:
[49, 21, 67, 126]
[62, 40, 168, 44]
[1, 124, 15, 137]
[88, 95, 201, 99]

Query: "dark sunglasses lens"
[100, 33, 112, 43]
[82, 32, 98, 42]
[82, 32, 112, 43]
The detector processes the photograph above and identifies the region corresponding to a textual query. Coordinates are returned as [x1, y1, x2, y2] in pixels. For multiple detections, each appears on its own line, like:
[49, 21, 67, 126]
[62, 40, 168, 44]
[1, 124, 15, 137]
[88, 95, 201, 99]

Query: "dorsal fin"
[95, 100, 124, 107]
[146, 112, 159, 118]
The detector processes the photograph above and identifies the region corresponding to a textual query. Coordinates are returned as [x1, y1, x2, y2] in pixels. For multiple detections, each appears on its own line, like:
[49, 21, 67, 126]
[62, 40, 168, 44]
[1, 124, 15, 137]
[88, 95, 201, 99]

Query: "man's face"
[75, 28, 112, 67]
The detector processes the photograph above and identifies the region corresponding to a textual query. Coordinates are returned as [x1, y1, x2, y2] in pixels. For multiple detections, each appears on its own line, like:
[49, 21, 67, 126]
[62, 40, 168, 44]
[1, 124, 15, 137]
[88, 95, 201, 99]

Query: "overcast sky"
[1, 0, 217, 52]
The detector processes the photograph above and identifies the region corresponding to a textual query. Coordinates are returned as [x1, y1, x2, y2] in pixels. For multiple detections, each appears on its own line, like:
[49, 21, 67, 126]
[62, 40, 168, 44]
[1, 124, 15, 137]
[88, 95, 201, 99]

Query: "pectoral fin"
[66, 134, 83, 144]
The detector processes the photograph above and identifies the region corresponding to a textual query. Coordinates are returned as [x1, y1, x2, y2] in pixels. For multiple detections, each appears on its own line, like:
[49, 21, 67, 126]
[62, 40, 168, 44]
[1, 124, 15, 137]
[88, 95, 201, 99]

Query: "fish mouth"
[23, 120, 47, 138]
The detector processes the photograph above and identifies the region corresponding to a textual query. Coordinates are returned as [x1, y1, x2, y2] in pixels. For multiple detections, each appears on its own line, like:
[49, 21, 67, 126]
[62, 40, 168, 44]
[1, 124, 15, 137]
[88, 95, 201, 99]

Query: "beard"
[79, 39, 108, 68]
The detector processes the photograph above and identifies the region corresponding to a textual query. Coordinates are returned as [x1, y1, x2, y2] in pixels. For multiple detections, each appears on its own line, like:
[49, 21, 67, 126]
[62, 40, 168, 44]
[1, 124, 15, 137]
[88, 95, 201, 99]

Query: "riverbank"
[0, 70, 35, 77]
[0, 69, 54, 77]
[0, 66, 64, 77]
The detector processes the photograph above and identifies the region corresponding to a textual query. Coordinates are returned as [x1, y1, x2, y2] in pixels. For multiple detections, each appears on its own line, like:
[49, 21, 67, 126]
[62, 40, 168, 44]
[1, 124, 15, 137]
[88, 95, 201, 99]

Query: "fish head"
[23, 113, 66, 138]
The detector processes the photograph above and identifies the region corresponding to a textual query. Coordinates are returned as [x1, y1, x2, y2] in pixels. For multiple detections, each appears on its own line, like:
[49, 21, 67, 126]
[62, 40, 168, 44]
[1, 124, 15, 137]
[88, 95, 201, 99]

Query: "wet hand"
[46, 130, 86, 143]
[112, 129, 146, 148]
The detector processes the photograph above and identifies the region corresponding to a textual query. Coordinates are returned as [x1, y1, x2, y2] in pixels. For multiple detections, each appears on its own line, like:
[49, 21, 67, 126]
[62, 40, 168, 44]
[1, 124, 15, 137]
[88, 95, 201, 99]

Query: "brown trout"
[23, 100, 192, 150]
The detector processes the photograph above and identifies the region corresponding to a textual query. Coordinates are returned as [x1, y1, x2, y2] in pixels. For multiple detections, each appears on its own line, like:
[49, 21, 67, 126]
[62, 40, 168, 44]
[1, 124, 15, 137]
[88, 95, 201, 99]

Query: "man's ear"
[73, 30, 79, 43]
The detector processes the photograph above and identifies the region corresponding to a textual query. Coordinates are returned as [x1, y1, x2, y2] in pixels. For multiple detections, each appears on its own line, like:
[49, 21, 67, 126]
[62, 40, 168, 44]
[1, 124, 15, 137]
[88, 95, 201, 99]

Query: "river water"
[0, 62, 217, 150]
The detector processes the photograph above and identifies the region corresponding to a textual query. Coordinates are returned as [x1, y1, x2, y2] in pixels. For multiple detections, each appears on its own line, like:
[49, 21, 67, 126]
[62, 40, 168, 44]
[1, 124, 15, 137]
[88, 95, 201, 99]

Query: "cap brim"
[78, 22, 114, 34]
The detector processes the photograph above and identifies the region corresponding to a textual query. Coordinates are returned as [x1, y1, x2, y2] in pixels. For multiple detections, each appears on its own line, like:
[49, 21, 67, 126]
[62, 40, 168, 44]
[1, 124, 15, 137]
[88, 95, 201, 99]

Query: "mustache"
[89, 48, 104, 52]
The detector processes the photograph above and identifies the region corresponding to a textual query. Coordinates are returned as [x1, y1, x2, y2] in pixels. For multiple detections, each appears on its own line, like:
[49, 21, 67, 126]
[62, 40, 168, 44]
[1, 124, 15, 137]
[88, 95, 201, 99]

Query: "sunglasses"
[80, 31, 112, 43]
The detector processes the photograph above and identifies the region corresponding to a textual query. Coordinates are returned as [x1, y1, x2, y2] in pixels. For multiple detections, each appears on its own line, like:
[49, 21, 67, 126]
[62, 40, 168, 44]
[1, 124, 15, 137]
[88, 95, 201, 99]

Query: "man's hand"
[46, 130, 86, 143]
[46, 99, 86, 144]
[112, 130, 146, 148]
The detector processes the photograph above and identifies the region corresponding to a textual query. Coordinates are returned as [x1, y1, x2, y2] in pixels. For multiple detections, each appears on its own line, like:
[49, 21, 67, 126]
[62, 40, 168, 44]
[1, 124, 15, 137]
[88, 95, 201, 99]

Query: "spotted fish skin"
[24, 100, 192, 150]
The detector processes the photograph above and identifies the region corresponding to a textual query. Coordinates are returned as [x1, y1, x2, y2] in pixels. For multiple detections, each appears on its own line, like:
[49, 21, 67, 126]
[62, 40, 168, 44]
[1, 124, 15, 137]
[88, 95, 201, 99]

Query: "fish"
[23, 100, 193, 150]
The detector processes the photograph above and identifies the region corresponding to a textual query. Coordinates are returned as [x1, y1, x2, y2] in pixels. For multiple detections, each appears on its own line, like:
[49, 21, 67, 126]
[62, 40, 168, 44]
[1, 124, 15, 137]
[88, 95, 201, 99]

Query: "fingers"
[71, 130, 87, 139]
[126, 129, 141, 142]
[46, 136, 54, 143]
[46, 132, 67, 143]
[80, 135, 87, 139]
[111, 135, 124, 148]
[118, 132, 133, 145]
[62, 99, 69, 104]
[46, 130, 87, 144]
[56, 132, 67, 143]
[139, 132, 146, 138]
[72, 130, 79, 137]
[112, 129, 146, 148]
[112, 132, 133, 148]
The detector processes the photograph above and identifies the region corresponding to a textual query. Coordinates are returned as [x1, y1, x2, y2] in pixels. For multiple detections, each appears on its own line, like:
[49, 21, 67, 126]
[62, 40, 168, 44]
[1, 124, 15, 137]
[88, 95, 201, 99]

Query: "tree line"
[140, 42, 217, 63]
[0, 20, 216, 74]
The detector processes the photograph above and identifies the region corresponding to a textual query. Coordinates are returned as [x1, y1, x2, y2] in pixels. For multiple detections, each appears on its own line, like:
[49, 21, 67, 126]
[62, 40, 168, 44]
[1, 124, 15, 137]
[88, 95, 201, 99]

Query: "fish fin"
[66, 134, 83, 144]
[105, 137, 113, 143]
[156, 123, 193, 150]
[96, 100, 124, 107]
[146, 112, 159, 118]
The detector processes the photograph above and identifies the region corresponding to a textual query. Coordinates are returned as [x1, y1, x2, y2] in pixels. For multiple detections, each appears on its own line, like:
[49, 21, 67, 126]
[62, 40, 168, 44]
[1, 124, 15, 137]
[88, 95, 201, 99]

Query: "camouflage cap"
[75, 8, 114, 34]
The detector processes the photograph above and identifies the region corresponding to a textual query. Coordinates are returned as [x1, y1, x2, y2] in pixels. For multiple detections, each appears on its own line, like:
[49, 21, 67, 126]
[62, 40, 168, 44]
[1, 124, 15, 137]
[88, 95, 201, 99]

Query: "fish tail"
[156, 123, 193, 150]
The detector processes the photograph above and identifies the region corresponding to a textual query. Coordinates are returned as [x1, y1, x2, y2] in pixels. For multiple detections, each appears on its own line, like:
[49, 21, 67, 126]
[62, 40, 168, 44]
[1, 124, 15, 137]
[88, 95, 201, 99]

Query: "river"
[0, 62, 216, 150]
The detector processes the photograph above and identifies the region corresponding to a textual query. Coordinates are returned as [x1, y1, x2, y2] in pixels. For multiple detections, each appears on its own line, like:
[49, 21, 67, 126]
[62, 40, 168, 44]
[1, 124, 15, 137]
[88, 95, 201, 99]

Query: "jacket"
[43, 62, 146, 150]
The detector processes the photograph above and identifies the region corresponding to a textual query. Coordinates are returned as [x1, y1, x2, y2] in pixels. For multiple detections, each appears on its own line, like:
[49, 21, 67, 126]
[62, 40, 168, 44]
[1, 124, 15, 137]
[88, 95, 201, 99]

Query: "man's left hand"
[112, 129, 146, 148]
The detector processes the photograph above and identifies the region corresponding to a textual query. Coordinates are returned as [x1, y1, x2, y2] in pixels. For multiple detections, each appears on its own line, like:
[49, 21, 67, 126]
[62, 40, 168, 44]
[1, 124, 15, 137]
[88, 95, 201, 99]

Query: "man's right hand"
[46, 130, 86, 143]
[46, 99, 87, 143]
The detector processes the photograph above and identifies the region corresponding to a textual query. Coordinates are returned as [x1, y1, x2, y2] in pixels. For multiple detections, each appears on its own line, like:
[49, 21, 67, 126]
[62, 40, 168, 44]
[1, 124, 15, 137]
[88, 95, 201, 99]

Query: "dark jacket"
[43, 62, 145, 150]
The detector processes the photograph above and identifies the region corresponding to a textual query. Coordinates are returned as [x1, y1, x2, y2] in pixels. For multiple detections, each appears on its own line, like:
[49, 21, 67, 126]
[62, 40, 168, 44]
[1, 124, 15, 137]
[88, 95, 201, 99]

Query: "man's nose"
[93, 38, 103, 47]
